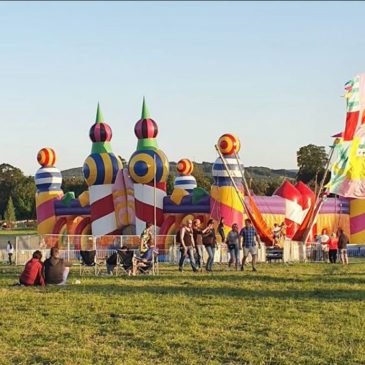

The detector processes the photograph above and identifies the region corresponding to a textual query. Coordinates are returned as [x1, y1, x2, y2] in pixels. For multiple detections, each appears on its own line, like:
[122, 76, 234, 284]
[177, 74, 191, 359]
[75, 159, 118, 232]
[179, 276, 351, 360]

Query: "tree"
[166, 174, 175, 195]
[0, 163, 36, 220]
[12, 176, 36, 219]
[297, 144, 328, 186]
[4, 196, 16, 226]
[191, 164, 213, 193]
[61, 177, 88, 198]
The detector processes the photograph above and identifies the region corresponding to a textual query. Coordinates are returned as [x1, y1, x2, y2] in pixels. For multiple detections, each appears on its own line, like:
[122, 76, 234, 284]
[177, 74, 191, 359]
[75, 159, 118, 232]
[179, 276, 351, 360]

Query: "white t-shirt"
[321, 234, 330, 244]
[7, 243, 14, 254]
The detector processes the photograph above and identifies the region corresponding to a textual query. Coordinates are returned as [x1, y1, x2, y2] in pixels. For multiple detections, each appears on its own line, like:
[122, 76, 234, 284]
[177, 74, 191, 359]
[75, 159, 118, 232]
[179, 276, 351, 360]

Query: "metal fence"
[2, 234, 363, 266]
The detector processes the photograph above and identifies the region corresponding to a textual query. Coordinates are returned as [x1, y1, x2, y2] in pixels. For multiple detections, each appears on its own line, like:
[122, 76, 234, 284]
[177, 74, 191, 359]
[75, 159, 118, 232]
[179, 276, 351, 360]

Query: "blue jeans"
[195, 245, 204, 268]
[179, 246, 197, 271]
[205, 245, 215, 271]
[228, 244, 240, 266]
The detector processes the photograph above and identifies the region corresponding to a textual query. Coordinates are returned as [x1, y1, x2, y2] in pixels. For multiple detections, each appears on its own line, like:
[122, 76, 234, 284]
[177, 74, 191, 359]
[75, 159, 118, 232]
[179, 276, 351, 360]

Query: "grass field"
[0, 228, 37, 236]
[0, 262, 364, 365]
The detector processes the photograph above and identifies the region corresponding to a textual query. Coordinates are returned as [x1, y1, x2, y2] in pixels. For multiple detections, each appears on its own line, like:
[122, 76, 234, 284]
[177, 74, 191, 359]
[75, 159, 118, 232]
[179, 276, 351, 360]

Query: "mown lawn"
[0, 229, 37, 236]
[0, 262, 364, 365]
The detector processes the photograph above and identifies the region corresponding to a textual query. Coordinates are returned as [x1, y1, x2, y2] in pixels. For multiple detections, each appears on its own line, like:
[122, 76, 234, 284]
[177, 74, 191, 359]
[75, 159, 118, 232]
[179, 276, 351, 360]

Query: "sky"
[1, 1, 365, 176]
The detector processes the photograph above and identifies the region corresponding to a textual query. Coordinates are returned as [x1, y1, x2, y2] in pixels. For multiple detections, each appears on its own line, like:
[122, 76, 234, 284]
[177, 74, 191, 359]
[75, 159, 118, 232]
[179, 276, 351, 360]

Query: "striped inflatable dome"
[174, 175, 197, 192]
[128, 149, 169, 184]
[83, 152, 122, 186]
[212, 157, 244, 186]
[37, 148, 56, 167]
[34, 167, 62, 192]
[89, 122, 112, 142]
[134, 118, 158, 139]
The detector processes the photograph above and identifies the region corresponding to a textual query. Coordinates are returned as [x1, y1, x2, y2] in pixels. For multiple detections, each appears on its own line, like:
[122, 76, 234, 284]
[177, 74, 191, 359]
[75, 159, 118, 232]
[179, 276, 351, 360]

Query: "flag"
[328, 74, 365, 198]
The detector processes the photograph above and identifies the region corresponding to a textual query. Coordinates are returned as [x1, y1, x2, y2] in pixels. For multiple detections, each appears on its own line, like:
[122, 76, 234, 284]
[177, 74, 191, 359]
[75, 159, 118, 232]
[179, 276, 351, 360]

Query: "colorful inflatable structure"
[35, 98, 364, 247]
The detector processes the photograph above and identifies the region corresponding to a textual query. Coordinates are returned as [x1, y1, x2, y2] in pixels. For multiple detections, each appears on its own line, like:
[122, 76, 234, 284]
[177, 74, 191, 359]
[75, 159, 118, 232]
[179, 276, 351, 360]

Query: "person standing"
[328, 232, 339, 264]
[192, 219, 209, 271]
[179, 220, 198, 272]
[43, 247, 71, 285]
[226, 223, 240, 270]
[272, 224, 281, 247]
[217, 217, 225, 243]
[239, 219, 261, 272]
[337, 228, 349, 265]
[140, 222, 154, 254]
[203, 219, 217, 272]
[19, 250, 45, 286]
[321, 228, 330, 263]
[6, 240, 14, 265]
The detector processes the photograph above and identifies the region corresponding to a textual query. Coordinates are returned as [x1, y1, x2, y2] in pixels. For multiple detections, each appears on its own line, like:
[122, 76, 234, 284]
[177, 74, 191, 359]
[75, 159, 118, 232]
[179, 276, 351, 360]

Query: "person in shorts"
[239, 219, 261, 272]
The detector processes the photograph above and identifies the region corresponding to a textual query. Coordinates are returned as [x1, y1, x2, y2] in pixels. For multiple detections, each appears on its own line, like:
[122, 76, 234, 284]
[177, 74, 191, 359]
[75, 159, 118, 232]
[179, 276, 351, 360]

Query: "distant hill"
[61, 163, 297, 181]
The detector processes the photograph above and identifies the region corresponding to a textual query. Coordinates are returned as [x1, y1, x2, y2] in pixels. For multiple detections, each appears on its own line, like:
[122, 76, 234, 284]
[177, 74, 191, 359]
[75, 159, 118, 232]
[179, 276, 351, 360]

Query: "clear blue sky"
[1, 1, 364, 176]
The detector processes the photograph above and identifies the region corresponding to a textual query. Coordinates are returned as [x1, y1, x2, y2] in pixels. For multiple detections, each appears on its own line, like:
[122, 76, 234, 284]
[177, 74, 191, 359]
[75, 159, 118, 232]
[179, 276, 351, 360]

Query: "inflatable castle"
[34, 100, 364, 248]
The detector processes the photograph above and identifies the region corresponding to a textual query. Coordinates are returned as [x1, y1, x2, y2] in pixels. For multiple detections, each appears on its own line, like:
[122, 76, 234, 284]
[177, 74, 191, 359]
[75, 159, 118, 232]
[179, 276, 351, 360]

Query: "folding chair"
[102, 251, 119, 276]
[117, 249, 134, 276]
[137, 250, 159, 275]
[79, 250, 98, 276]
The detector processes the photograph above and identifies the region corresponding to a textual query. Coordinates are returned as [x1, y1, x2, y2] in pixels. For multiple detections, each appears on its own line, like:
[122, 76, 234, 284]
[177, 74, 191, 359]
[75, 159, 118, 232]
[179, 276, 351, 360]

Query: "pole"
[301, 144, 336, 244]
[233, 151, 251, 198]
[214, 145, 246, 210]
[153, 154, 157, 275]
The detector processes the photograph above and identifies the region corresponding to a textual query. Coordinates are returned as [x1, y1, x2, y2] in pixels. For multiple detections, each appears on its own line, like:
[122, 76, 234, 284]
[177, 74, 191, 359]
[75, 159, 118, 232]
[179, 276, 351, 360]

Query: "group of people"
[314, 228, 349, 264]
[18, 247, 71, 286]
[178, 217, 262, 273]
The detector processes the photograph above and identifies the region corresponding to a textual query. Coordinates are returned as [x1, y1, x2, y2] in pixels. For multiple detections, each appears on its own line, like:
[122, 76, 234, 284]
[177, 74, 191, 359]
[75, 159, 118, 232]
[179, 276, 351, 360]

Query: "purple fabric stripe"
[350, 212, 365, 234]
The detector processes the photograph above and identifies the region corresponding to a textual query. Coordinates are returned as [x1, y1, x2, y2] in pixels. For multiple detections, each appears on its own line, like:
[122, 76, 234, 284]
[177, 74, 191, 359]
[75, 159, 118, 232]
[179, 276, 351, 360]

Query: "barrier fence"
[0, 235, 363, 266]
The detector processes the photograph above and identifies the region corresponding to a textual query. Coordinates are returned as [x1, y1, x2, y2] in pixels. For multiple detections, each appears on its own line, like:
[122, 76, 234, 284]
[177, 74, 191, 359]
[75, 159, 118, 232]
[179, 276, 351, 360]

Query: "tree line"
[0, 144, 328, 223]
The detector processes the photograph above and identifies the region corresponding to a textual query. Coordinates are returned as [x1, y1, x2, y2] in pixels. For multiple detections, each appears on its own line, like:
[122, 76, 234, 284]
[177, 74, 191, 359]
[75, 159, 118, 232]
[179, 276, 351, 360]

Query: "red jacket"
[19, 259, 45, 286]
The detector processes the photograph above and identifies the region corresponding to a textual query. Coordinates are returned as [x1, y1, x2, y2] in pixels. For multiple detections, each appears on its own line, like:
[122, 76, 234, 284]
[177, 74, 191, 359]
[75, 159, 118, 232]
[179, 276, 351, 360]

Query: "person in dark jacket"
[217, 217, 225, 243]
[337, 228, 349, 265]
[19, 250, 45, 286]
[43, 247, 71, 285]
[179, 220, 198, 272]
[203, 219, 217, 272]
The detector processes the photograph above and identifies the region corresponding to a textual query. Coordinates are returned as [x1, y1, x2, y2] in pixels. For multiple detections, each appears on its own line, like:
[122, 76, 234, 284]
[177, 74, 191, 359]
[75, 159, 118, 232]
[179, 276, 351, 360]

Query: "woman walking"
[226, 223, 240, 270]
[203, 219, 217, 272]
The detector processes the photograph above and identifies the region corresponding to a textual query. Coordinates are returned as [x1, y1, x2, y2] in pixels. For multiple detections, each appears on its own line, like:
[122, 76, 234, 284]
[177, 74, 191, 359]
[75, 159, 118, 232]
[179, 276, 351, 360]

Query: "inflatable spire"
[34, 148, 63, 234]
[174, 159, 197, 192]
[211, 134, 244, 237]
[82, 104, 122, 235]
[128, 98, 169, 234]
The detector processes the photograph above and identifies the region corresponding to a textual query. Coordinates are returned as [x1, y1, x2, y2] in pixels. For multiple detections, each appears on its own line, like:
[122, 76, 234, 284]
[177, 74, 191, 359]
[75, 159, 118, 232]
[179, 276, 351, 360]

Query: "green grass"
[1, 262, 365, 365]
[0, 228, 37, 236]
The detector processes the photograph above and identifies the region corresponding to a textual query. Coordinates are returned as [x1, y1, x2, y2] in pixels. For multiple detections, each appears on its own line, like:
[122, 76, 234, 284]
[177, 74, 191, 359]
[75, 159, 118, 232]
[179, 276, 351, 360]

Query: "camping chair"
[103, 251, 119, 276]
[117, 249, 134, 276]
[79, 250, 99, 276]
[137, 249, 159, 275]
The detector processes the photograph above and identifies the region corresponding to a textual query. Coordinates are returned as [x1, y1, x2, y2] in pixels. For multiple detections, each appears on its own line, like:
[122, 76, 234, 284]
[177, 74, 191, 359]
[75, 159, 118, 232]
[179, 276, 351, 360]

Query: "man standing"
[239, 219, 261, 272]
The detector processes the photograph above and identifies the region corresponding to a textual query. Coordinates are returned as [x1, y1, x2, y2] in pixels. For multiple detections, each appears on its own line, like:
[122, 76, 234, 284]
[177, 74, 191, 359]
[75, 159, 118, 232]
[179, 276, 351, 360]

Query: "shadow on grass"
[56, 283, 365, 301]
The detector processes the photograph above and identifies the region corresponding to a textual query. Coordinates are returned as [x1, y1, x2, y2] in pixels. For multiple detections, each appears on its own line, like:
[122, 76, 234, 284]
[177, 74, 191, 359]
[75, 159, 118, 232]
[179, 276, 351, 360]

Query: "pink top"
[328, 237, 339, 250]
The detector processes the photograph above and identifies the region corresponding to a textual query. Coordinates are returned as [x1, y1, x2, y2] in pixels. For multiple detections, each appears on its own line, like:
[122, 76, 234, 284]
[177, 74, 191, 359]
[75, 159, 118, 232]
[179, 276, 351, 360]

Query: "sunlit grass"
[0, 262, 364, 365]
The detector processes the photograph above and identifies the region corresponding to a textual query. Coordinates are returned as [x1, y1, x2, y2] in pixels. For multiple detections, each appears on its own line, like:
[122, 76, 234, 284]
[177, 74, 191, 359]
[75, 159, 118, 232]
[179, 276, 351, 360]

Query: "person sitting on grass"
[132, 242, 157, 275]
[43, 247, 71, 285]
[19, 250, 45, 287]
